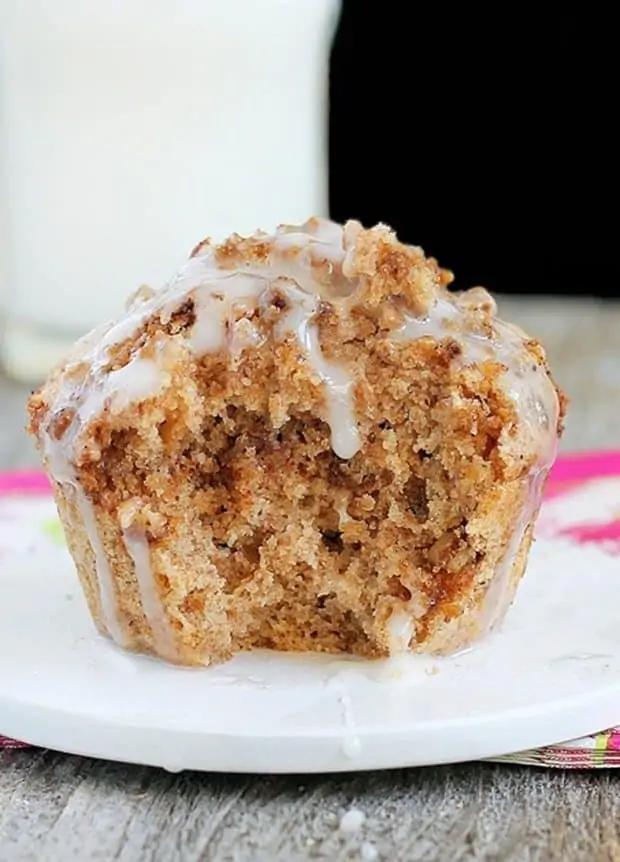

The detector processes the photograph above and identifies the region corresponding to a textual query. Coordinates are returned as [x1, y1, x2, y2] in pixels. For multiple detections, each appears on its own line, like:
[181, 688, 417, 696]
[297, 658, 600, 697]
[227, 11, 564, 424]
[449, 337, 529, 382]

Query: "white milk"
[0, 0, 340, 381]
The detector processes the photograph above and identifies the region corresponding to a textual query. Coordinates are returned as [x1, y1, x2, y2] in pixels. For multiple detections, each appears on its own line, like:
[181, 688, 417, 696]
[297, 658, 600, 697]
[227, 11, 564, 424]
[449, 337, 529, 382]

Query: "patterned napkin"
[2, 454, 620, 768]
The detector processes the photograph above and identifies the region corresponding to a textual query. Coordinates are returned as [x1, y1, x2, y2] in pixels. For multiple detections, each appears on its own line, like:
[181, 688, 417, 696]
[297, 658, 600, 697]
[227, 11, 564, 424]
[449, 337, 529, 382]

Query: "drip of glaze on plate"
[339, 692, 362, 759]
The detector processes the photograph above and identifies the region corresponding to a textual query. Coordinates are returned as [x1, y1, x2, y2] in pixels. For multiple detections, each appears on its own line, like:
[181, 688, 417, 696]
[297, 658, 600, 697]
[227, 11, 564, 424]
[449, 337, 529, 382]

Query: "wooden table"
[1, 297, 619, 862]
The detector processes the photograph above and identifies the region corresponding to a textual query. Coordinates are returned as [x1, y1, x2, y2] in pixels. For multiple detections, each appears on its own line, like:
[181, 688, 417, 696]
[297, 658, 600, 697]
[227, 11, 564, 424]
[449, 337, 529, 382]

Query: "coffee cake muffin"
[28, 218, 565, 666]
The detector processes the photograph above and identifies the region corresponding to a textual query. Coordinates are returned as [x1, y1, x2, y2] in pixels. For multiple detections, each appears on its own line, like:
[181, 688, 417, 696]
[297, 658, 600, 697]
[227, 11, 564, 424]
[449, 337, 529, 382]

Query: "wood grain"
[1, 297, 619, 862]
[3, 753, 620, 862]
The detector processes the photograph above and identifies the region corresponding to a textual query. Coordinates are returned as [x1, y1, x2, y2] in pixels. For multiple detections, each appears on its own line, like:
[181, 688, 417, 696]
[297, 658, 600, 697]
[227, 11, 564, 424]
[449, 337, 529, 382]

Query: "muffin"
[27, 218, 566, 666]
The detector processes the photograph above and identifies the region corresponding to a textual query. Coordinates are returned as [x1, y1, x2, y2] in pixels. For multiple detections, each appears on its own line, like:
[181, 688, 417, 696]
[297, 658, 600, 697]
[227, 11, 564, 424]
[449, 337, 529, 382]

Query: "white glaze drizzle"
[121, 521, 179, 662]
[92, 223, 361, 461]
[478, 466, 550, 638]
[43, 355, 166, 645]
[275, 281, 360, 459]
[75, 485, 125, 645]
[393, 296, 559, 473]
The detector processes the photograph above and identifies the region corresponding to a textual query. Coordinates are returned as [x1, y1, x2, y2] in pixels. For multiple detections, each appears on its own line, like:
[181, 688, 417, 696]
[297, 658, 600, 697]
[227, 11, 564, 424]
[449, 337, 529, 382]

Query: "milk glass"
[0, 0, 340, 382]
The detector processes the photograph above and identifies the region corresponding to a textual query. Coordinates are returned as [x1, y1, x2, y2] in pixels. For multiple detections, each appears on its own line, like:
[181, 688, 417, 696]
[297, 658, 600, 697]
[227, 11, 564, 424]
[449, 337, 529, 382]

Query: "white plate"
[1, 497, 620, 773]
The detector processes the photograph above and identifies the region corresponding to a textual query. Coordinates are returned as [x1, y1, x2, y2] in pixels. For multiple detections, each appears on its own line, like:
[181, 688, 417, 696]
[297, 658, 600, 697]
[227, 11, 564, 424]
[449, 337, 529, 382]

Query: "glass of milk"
[0, 0, 340, 382]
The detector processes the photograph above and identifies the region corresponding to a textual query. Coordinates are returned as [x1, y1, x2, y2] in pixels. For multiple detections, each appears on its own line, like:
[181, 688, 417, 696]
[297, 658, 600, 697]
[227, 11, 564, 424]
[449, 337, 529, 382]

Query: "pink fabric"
[0, 471, 51, 495]
[550, 449, 620, 484]
[0, 736, 29, 750]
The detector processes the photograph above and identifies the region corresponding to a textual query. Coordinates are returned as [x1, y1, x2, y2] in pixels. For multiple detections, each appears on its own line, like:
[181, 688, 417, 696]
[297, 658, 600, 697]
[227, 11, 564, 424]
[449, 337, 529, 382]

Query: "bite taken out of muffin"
[28, 217, 566, 666]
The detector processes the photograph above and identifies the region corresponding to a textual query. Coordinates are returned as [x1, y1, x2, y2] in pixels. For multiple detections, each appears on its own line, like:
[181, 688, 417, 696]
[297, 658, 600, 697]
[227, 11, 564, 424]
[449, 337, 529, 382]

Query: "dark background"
[329, 4, 618, 298]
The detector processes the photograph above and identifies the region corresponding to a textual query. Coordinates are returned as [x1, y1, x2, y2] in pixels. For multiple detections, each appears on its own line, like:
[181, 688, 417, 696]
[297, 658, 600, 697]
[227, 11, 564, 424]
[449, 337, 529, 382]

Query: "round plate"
[1, 467, 620, 773]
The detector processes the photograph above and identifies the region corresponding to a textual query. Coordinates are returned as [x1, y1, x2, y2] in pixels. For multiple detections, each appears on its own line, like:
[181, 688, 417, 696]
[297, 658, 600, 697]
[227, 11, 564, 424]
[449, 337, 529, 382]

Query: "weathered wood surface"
[1, 297, 619, 862]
